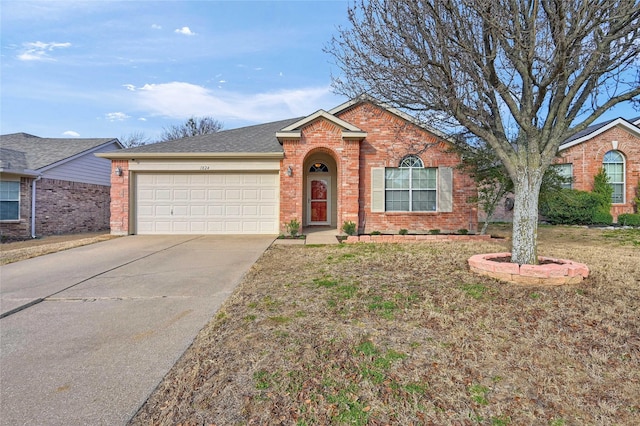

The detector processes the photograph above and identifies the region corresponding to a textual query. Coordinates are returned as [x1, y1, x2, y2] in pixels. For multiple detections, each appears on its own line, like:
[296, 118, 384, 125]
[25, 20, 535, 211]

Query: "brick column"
[109, 160, 129, 235]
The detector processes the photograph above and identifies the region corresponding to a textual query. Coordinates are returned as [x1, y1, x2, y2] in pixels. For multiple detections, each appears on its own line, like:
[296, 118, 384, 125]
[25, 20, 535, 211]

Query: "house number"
[200, 165, 210, 170]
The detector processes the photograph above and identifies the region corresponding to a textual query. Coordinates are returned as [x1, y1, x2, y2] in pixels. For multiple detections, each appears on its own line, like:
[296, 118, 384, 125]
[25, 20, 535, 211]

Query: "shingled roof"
[120, 117, 302, 155]
[0, 133, 119, 170]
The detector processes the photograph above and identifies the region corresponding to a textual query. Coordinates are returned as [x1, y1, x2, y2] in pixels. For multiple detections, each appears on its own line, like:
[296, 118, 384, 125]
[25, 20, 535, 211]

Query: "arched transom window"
[309, 162, 329, 173]
[603, 150, 625, 204]
[385, 155, 436, 211]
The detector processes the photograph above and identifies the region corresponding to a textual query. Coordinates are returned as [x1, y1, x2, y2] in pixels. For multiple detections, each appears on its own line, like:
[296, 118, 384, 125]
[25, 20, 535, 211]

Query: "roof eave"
[95, 152, 284, 160]
[559, 118, 640, 151]
[0, 168, 41, 177]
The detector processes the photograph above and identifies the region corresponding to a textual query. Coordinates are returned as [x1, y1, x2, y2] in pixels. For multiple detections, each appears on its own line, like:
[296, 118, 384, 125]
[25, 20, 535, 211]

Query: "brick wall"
[109, 160, 129, 235]
[558, 125, 640, 220]
[1, 177, 111, 239]
[35, 178, 110, 235]
[279, 102, 478, 234]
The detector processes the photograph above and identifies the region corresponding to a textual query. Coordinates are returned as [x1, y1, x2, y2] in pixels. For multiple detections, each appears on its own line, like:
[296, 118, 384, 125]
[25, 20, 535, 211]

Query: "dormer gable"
[275, 109, 367, 142]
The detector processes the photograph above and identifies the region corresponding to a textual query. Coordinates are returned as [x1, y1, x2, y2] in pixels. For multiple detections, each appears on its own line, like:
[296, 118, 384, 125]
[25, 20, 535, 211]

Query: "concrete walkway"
[0, 235, 274, 425]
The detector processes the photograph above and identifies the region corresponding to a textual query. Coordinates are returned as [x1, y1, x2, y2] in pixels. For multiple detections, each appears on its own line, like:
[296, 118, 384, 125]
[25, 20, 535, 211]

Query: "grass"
[130, 224, 640, 425]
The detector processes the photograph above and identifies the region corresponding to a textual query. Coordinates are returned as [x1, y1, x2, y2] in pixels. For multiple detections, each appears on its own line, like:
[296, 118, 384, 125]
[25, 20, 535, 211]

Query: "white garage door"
[135, 173, 279, 234]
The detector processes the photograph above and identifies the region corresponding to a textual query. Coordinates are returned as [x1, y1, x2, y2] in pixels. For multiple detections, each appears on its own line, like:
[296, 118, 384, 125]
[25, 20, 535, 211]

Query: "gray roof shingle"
[563, 116, 640, 145]
[120, 117, 302, 154]
[0, 133, 118, 170]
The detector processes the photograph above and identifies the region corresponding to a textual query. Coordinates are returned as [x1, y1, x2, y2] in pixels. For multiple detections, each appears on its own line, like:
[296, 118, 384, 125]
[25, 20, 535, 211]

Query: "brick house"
[482, 116, 640, 223]
[555, 117, 640, 220]
[0, 133, 122, 239]
[99, 98, 478, 235]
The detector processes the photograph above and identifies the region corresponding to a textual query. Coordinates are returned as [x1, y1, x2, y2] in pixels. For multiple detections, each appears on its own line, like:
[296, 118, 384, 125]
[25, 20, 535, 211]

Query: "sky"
[1, 0, 638, 141]
[1, 0, 352, 140]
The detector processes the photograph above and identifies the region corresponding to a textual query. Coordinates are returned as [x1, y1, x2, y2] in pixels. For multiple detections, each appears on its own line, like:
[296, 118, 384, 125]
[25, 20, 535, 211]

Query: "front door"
[308, 177, 330, 225]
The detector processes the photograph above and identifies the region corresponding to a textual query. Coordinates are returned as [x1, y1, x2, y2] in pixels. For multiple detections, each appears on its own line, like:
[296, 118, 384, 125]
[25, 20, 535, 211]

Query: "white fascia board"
[38, 139, 121, 172]
[275, 131, 301, 140]
[95, 152, 284, 160]
[342, 131, 368, 139]
[0, 168, 41, 178]
[559, 118, 640, 151]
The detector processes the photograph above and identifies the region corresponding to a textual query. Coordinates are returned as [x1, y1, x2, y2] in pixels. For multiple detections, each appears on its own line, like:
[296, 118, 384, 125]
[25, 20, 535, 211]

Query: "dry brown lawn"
[124, 225, 636, 425]
[0, 232, 116, 265]
[4, 227, 637, 424]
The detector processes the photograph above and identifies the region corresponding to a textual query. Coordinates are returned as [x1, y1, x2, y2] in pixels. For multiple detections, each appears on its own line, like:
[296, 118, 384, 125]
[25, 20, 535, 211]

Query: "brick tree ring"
[468, 252, 589, 286]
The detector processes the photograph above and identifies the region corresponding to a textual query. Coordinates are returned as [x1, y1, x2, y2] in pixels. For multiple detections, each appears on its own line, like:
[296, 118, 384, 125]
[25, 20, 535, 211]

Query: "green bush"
[399, 228, 408, 235]
[428, 229, 441, 235]
[540, 189, 600, 225]
[285, 218, 301, 237]
[341, 220, 357, 236]
[591, 210, 613, 225]
[618, 213, 640, 226]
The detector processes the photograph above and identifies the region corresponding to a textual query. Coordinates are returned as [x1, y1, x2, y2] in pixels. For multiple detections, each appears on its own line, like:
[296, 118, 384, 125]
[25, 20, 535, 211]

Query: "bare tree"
[329, 0, 640, 264]
[160, 116, 223, 142]
[119, 131, 152, 148]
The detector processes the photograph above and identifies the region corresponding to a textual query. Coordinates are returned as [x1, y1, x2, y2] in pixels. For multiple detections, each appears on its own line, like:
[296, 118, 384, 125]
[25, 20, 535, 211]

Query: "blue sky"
[1, 0, 351, 139]
[1, 0, 637, 141]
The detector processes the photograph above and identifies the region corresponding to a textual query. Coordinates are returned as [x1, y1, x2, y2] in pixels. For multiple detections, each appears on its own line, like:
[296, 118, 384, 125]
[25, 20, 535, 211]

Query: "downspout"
[31, 176, 42, 239]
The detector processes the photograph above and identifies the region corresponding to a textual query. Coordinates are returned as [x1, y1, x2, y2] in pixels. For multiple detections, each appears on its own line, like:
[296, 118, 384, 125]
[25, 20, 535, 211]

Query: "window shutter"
[438, 166, 453, 212]
[371, 167, 385, 212]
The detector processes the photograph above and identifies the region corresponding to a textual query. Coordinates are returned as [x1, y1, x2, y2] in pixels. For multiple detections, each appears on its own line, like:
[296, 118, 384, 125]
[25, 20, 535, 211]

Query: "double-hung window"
[385, 155, 437, 211]
[553, 163, 573, 189]
[0, 181, 20, 221]
[603, 150, 625, 204]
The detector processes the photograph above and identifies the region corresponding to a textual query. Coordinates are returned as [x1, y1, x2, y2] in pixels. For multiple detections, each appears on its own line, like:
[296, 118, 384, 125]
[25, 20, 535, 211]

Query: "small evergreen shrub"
[341, 220, 357, 236]
[618, 213, 640, 226]
[399, 228, 408, 235]
[370, 230, 382, 235]
[457, 228, 469, 235]
[428, 229, 441, 235]
[285, 218, 300, 237]
[591, 210, 613, 226]
[540, 189, 600, 225]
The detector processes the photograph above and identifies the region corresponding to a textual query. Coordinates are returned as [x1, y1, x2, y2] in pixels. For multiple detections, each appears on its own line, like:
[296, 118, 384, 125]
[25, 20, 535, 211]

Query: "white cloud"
[174, 26, 195, 36]
[62, 130, 80, 137]
[129, 81, 342, 123]
[138, 117, 147, 121]
[151, 24, 162, 30]
[105, 112, 130, 121]
[18, 41, 71, 61]
[123, 84, 136, 92]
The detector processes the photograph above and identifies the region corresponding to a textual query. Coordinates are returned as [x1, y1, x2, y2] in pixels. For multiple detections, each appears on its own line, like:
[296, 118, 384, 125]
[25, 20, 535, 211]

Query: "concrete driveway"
[0, 235, 274, 425]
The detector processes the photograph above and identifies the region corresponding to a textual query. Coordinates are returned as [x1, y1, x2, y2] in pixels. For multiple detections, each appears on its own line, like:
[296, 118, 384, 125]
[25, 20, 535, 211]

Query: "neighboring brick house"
[99, 97, 478, 235]
[0, 133, 122, 239]
[481, 116, 640, 223]
[555, 117, 640, 221]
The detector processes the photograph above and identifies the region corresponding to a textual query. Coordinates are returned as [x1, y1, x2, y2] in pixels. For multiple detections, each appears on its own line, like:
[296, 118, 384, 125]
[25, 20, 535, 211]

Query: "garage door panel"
[136, 172, 279, 234]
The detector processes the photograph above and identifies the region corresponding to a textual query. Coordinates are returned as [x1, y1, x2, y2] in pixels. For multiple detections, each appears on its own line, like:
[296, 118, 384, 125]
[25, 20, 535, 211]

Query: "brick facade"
[557, 125, 640, 220]
[280, 102, 478, 234]
[0, 177, 111, 239]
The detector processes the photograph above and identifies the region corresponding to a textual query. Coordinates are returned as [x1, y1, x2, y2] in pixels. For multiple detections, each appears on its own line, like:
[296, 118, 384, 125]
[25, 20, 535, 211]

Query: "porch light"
[286, 165, 293, 177]
[114, 166, 123, 176]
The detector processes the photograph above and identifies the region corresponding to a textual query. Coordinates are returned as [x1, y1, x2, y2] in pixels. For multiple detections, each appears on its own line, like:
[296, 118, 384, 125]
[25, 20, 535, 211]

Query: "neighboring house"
[98, 97, 478, 235]
[555, 117, 640, 220]
[0, 133, 122, 239]
[482, 116, 640, 223]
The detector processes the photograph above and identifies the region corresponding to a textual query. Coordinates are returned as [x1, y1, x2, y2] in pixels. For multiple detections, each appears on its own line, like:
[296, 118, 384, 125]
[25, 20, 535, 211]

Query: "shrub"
[591, 210, 613, 226]
[457, 228, 469, 235]
[618, 213, 640, 227]
[370, 230, 381, 235]
[428, 229, 441, 235]
[399, 228, 408, 235]
[341, 220, 357, 236]
[285, 218, 300, 237]
[540, 189, 600, 225]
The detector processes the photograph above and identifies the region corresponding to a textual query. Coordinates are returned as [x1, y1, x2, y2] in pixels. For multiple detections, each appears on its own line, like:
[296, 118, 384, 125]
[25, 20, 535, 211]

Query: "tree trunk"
[510, 170, 544, 265]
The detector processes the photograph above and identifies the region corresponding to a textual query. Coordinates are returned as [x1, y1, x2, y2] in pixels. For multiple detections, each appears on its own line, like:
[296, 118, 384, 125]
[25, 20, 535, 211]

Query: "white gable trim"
[559, 118, 640, 151]
[38, 139, 122, 172]
[275, 109, 367, 141]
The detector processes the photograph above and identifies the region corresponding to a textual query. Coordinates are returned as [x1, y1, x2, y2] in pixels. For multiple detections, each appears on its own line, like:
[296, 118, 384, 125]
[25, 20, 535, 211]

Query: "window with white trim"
[0, 180, 20, 221]
[385, 155, 437, 211]
[553, 163, 573, 189]
[603, 150, 625, 204]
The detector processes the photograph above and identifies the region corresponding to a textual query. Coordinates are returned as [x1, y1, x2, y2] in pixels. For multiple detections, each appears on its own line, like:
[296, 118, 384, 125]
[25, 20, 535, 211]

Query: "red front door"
[309, 178, 329, 223]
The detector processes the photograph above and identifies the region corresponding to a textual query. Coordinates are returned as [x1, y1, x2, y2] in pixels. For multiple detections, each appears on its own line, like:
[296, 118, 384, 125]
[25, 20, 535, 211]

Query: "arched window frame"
[309, 162, 329, 173]
[603, 150, 625, 204]
[384, 155, 437, 211]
